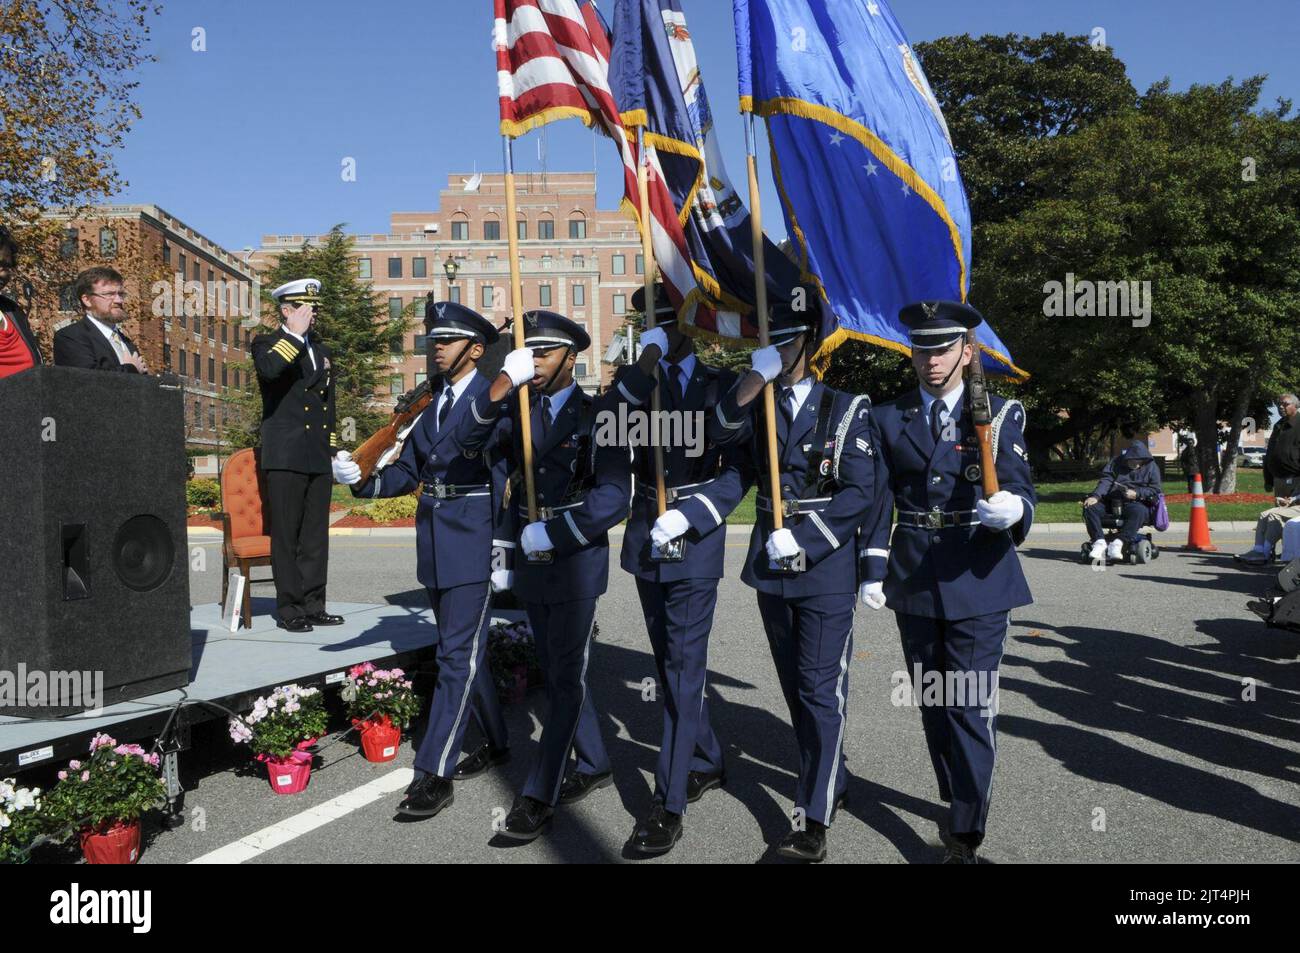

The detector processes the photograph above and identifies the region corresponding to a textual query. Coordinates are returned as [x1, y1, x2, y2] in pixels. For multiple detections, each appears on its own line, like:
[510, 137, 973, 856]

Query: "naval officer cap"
[631, 282, 677, 325]
[271, 278, 323, 306]
[425, 300, 499, 346]
[767, 283, 823, 346]
[900, 300, 982, 350]
[521, 310, 590, 352]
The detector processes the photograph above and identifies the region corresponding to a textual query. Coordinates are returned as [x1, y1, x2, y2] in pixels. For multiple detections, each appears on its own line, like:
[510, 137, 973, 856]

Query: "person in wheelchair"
[1082, 442, 1164, 563]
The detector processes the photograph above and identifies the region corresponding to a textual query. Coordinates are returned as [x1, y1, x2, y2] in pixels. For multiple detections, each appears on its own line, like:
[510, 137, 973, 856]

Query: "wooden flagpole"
[502, 136, 539, 521]
[636, 134, 671, 521]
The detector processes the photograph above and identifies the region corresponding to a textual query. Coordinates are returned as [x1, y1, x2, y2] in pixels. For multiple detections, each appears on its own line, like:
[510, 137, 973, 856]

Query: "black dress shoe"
[685, 769, 726, 803]
[304, 611, 345, 626]
[558, 769, 613, 804]
[942, 841, 979, 864]
[776, 821, 827, 862]
[629, 802, 683, 855]
[396, 775, 454, 818]
[276, 617, 314, 632]
[500, 796, 553, 841]
[454, 743, 511, 780]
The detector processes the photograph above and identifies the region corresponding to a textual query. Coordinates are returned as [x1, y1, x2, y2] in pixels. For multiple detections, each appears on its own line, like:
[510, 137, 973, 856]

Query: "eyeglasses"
[89, 290, 129, 301]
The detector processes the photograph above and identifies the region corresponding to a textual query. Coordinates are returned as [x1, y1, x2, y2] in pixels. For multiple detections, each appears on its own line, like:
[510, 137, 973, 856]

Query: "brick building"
[250, 171, 644, 405]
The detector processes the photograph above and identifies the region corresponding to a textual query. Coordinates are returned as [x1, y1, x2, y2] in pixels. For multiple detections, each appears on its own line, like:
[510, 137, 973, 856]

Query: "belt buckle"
[782, 499, 799, 518]
[925, 507, 943, 530]
[430, 482, 448, 500]
[537, 506, 555, 521]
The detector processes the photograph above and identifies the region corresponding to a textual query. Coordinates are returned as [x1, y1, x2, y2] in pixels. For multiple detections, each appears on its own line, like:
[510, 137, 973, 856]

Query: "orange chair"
[219, 447, 274, 629]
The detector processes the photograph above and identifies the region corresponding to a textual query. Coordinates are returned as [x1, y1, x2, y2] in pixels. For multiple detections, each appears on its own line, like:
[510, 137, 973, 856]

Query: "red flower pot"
[357, 715, 401, 763]
[80, 819, 141, 865]
[259, 749, 313, 795]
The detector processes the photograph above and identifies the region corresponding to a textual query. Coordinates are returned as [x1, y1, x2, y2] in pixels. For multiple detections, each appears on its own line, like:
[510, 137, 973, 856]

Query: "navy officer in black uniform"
[709, 291, 884, 863]
[861, 301, 1035, 864]
[341, 301, 513, 819]
[607, 283, 746, 855]
[252, 278, 357, 632]
[458, 311, 631, 842]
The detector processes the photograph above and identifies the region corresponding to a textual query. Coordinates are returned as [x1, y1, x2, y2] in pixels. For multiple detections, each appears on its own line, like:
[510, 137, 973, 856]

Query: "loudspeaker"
[0, 367, 192, 716]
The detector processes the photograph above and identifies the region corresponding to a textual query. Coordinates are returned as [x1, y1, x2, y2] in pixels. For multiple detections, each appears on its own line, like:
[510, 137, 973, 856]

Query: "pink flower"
[80, 771, 90, 782]
[68, 760, 82, 770]
[57, 771, 67, 781]
[146, 754, 161, 768]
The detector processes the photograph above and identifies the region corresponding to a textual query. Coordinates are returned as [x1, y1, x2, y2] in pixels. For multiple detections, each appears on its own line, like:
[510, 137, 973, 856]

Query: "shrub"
[186, 478, 221, 509]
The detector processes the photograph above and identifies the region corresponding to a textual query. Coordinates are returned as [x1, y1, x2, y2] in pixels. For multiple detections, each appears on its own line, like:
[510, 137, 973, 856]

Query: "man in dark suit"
[53, 267, 148, 373]
[0, 225, 43, 379]
[252, 278, 358, 632]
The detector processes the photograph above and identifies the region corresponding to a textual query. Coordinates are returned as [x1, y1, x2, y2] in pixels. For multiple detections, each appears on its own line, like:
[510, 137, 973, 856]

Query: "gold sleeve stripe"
[272, 341, 298, 360]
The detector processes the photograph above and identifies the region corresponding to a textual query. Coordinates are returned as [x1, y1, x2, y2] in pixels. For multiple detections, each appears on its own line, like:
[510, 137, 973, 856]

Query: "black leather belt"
[756, 494, 831, 517]
[897, 508, 980, 529]
[421, 482, 490, 500]
[517, 500, 585, 521]
[634, 479, 713, 504]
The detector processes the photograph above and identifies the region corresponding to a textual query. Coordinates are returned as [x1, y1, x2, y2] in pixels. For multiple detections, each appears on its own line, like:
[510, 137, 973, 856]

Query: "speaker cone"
[113, 515, 175, 592]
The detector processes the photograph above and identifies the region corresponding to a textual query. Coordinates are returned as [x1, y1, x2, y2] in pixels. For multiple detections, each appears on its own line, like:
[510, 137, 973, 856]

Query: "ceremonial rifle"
[965, 333, 999, 496]
[350, 380, 433, 484]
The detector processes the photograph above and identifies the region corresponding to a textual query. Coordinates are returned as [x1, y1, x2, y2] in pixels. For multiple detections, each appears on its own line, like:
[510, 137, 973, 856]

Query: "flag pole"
[502, 135, 539, 522]
[636, 133, 671, 522]
[744, 114, 783, 530]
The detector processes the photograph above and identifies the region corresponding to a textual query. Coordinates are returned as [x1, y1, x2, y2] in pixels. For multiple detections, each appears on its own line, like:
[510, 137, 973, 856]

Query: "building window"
[221, 363, 228, 387]
[635, 253, 644, 275]
[161, 241, 170, 265]
[611, 254, 626, 275]
[194, 400, 201, 429]
[208, 356, 215, 384]
[481, 284, 495, 310]
[193, 261, 200, 282]
[539, 284, 552, 308]
[451, 220, 469, 241]
[59, 284, 78, 312]
[208, 317, 215, 340]
[390, 375, 404, 396]
[99, 227, 117, 258]
[221, 321, 228, 345]
[412, 256, 427, 278]
[413, 331, 427, 355]
[388, 258, 402, 279]
[415, 372, 428, 388]
[179, 349, 187, 376]
[233, 367, 240, 388]
[449, 285, 462, 304]
[178, 252, 186, 281]
[484, 220, 501, 241]
[357, 257, 372, 279]
[572, 283, 585, 307]
[60, 229, 78, 260]
[208, 405, 216, 431]
[572, 254, 585, 269]
[538, 219, 554, 240]
[569, 218, 586, 239]
[541, 254, 553, 269]
[517, 220, 528, 240]
[388, 297, 403, 322]
[575, 361, 588, 379]
[163, 342, 171, 370]
[612, 293, 627, 314]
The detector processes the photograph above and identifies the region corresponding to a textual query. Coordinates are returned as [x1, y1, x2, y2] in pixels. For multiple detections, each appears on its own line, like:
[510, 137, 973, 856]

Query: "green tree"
[225, 226, 410, 450]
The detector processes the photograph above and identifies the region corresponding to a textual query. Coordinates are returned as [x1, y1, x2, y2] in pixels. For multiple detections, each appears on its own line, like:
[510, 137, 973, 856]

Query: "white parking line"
[189, 768, 414, 864]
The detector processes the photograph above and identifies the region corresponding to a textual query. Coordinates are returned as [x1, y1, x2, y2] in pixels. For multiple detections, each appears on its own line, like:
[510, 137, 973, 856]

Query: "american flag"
[493, 0, 703, 326]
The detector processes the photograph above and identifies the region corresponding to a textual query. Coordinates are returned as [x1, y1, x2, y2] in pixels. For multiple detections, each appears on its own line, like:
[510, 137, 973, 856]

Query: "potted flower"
[45, 734, 164, 864]
[229, 684, 328, 795]
[487, 620, 539, 703]
[1, 778, 46, 865]
[341, 663, 420, 763]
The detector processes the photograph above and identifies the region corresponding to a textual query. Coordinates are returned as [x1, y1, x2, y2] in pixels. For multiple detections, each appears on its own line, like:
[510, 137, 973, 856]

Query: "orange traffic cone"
[1183, 472, 1217, 551]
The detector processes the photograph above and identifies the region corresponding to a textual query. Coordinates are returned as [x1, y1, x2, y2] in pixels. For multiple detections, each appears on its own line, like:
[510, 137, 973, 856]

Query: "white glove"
[750, 345, 782, 383]
[331, 450, 362, 485]
[639, 325, 668, 357]
[521, 521, 554, 556]
[650, 509, 690, 548]
[976, 491, 1025, 531]
[502, 347, 535, 387]
[765, 528, 800, 561]
[490, 569, 514, 593]
[859, 581, 887, 610]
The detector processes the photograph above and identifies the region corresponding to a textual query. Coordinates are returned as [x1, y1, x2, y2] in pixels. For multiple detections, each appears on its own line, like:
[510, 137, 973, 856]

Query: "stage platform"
[1, 599, 516, 777]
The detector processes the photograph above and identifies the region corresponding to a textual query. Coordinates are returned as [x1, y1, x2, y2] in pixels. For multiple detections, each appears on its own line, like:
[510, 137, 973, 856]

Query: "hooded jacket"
[1093, 443, 1162, 502]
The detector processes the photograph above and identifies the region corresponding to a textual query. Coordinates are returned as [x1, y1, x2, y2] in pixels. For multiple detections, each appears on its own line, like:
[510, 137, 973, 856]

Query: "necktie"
[780, 386, 795, 428]
[930, 400, 946, 442]
[437, 386, 452, 430]
[109, 327, 130, 363]
[541, 395, 552, 438]
[671, 364, 686, 400]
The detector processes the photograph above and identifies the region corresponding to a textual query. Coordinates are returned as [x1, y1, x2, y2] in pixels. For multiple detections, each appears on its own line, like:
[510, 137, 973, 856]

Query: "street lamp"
[443, 254, 459, 285]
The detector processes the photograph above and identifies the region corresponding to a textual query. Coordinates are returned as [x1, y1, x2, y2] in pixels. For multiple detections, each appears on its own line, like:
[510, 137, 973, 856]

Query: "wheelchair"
[1079, 495, 1162, 565]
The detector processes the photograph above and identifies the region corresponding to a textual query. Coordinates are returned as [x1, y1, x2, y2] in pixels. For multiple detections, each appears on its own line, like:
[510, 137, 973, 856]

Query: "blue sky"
[115, 0, 1298, 251]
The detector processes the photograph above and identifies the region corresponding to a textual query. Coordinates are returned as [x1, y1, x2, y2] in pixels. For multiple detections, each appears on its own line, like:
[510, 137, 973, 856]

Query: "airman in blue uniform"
[606, 283, 748, 855]
[341, 301, 510, 819]
[457, 311, 632, 842]
[709, 291, 884, 863]
[861, 300, 1035, 864]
